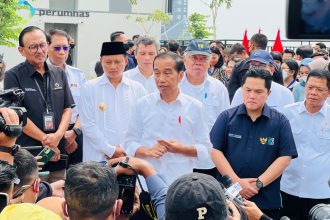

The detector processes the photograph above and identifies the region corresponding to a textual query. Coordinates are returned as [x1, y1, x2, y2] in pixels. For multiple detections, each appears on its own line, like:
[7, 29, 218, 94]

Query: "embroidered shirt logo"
[228, 133, 242, 139]
[260, 137, 268, 145]
[25, 88, 37, 92]
[54, 83, 63, 90]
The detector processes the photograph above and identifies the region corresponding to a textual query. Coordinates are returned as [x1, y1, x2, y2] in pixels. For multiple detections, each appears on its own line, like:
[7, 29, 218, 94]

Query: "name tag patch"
[25, 88, 37, 92]
[228, 133, 242, 139]
[260, 137, 275, 145]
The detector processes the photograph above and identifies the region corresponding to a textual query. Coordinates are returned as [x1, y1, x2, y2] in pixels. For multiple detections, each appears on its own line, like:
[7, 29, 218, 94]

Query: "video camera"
[0, 88, 27, 137]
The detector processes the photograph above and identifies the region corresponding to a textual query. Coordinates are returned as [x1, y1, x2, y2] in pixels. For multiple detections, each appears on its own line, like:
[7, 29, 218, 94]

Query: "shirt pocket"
[316, 127, 330, 153]
[205, 98, 221, 125]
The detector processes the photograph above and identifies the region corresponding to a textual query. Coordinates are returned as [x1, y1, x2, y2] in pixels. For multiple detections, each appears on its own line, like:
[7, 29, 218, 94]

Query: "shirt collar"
[298, 101, 328, 117]
[25, 60, 49, 77]
[237, 103, 271, 118]
[99, 74, 130, 86]
[183, 72, 209, 86]
[155, 89, 184, 105]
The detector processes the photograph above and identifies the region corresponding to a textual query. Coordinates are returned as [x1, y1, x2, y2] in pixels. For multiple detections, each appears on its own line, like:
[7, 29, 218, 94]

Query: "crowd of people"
[0, 25, 329, 220]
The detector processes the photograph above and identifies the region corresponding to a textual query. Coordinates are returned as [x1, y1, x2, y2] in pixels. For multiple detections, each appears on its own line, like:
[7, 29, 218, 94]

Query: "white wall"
[0, 0, 163, 79]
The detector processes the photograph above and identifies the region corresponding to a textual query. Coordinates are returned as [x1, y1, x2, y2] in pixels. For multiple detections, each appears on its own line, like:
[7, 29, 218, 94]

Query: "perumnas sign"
[38, 9, 90, 17]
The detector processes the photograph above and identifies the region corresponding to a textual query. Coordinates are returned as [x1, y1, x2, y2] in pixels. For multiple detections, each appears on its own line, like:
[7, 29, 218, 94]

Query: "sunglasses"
[12, 177, 40, 199]
[53, 45, 70, 52]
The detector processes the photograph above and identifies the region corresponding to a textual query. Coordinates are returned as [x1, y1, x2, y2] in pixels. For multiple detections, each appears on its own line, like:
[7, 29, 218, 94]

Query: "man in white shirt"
[124, 36, 159, 93]
[181, 40, 230, 176]
[47, 29, 86, 164]
[124, 52, 212, 184]
[280, 69, 330, 220]
[80, 42, 146, 162]
[231, 50, 294, 110]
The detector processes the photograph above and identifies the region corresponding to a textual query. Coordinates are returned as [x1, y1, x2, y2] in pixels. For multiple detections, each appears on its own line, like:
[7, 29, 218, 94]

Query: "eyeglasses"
[306, 85, 329, 93]
[250, 63, 267, 69]
[27, 43, 47, 53]
[53, 45, 70, 52]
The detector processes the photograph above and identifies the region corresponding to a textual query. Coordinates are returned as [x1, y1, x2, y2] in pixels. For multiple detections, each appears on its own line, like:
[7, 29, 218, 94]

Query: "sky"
[188, 0, 287, 40]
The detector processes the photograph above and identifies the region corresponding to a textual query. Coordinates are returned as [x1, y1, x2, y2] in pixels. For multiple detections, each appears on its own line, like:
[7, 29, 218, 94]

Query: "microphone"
[280, 216, 290, 220]
[219, 175, 244, 206]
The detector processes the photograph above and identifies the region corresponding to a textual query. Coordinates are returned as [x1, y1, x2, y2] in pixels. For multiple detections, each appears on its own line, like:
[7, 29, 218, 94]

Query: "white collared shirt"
[123, 92, 212, 184]
[280, 101, 330, 199]
[80, 74, 146, 162]
[180, 74, 230, 169]
[124, 66, 158, 93]
[231, 81, 294, 110]
[46, 60, 86, 123]
[65, 65, 86, 123]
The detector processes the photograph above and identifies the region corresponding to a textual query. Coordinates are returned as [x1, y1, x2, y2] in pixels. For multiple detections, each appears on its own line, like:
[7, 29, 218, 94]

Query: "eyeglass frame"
[52, 45, 71, 52]
[25, 42, 48, 54]
[12, 177, 40, 199]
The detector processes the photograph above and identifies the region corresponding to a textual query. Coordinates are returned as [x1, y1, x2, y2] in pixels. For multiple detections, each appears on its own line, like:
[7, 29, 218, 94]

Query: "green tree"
[127, 0, 170, 35]
[0, 0, 28, 47]
[187, 13, 212, 40]
[200, 0, 232, 39]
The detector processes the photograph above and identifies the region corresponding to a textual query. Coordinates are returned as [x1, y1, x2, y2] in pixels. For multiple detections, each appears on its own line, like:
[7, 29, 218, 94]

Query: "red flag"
[272, 29, 284, 53]
[242, 29, 249, 53]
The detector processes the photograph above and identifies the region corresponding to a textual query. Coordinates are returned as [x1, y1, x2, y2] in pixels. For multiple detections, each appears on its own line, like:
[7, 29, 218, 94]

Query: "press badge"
[43, 112, 55, 132]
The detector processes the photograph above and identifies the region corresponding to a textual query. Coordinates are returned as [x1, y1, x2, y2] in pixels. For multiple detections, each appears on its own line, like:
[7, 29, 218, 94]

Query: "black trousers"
[280, 191, 330, 220]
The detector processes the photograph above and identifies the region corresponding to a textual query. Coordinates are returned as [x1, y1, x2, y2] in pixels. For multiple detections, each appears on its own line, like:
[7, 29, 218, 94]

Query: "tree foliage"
[187, 13, 213, 40]
[200, 0, 232, 39]
[0, 0, 28, 47]
[127, 0, 170, 35]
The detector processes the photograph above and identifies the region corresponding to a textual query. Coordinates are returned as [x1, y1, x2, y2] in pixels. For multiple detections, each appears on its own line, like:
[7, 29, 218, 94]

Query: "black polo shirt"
[210, 104, 297, 210]
[4, 60, 74, 171]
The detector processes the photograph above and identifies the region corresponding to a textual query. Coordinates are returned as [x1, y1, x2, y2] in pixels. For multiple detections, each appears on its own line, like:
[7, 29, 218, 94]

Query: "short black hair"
[230, 43, 246, 55]
[270, 52, 283, 63]
[307, 69, 330, 89]
[250, 33, 268, 50]
[296, 45, 313, 59]
[110, 31, 125, 42]
[0, 160, 16, 194]
[316, 42, 327, 49]
[47, 29, 70, 44]
[168, 40, 180, 52]
[18, 26, 46, 47]
[65, 162, 119, 220]
[284, 59, 299, 79]
[153, 52, 184, 73]
[13, 149, 38, 188]
[242, 67, 272, 91]
[283, 48, 295, 56]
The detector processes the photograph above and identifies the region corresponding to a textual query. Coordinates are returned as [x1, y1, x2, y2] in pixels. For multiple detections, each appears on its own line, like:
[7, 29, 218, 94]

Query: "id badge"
[43, 112, 55, 132]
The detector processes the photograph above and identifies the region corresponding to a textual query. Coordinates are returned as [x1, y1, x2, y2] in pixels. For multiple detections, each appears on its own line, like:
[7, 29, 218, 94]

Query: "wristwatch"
[72, 128, 82, 136]
[0, 144, 20, 156]
[256, 178, 264, 189]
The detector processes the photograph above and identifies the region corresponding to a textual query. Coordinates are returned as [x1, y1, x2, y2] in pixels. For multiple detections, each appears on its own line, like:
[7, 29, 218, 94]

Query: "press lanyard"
[287, 79, 296, 88]
[34, 75, 50, 113]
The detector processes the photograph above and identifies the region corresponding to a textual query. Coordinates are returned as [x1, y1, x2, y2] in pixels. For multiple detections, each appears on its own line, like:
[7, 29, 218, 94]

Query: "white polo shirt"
[280, 101, 330, 199]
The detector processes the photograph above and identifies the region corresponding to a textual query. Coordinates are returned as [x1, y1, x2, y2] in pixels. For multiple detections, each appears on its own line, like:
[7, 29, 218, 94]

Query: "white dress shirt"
[124, 66, 158, 93]
[231, 81, 294, 110]
[80, 74, 146, 162]
[180, 74, 230, 169]
[123, 92, 212, 184]
[280, 101, 330, 199]
[65, 65, 86, 123]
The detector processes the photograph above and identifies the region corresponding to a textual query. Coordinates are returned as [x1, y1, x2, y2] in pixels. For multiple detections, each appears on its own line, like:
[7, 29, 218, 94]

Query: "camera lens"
[309, 204, 330, 220]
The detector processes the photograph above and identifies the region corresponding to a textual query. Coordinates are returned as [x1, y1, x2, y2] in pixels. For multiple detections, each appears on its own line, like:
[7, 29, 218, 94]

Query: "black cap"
[165, 173, 228, 220]
[100, 42, 126, 56]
